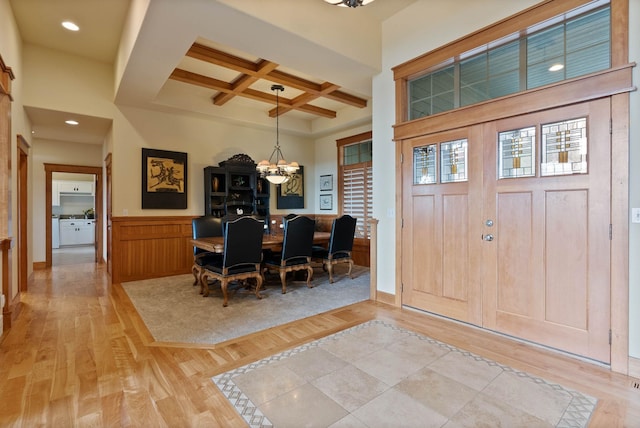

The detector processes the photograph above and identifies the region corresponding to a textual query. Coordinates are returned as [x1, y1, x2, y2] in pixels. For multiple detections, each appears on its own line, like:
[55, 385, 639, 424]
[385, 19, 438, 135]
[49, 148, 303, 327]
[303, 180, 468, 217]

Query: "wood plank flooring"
[0, 261, 639, 426]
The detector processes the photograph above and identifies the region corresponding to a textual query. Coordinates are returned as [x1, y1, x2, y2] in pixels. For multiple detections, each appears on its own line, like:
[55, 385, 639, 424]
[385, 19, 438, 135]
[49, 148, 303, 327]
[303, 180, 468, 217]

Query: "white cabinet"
[52, 181, 60, 206]
[59, 219, 95, 246]
[57, 180, 94, 194]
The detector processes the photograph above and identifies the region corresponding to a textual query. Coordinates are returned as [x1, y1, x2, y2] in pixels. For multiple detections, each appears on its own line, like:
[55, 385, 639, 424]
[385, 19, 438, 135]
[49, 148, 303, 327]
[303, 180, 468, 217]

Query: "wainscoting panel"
[111, 216, 194, 284]
[111, 214, 371, 284]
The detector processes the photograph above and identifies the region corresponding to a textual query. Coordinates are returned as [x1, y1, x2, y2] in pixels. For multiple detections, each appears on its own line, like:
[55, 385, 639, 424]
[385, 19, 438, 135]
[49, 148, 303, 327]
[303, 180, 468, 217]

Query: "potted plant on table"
[83, 208, 95, 219]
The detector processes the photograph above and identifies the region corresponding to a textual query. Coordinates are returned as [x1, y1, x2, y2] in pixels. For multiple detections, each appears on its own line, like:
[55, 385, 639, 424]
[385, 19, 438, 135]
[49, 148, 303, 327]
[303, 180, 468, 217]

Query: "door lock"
[485, 219, 494, 227]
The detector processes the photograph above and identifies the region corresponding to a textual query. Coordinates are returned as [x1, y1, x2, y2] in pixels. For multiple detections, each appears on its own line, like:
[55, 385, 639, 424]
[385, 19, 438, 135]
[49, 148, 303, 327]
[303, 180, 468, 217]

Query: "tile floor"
[52, 245, 95, 266]
[214, 321, 597, 428]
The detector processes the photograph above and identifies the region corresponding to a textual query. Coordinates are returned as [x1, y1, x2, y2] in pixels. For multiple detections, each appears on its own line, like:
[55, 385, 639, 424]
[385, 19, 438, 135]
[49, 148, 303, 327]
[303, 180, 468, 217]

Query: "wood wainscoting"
[111, 216, 194, 284]
[111, 214, 372, 284]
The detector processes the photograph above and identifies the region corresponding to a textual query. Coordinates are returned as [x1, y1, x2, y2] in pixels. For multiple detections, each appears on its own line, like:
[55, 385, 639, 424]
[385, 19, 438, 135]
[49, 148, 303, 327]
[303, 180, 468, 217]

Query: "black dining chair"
[312, 215, 357, 283]
[263, 215, 315, 294]
[191, 215, 223, 286]
[200, 216, 265, 307]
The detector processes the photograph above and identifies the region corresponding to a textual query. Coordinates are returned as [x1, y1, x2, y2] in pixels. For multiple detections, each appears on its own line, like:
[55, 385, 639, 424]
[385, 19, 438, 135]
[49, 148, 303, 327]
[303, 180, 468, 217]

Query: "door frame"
[17, 135, 29, 291]
[44, 163, 103, 268]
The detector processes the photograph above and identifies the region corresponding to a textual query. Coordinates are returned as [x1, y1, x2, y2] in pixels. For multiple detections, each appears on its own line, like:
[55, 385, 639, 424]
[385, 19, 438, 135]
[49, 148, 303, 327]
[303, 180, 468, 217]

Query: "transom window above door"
[407, 1, 610, 120]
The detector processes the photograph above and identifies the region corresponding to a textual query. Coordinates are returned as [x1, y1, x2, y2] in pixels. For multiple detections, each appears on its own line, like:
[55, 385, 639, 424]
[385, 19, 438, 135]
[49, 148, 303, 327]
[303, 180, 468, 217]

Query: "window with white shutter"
[337, 132, 372, 240]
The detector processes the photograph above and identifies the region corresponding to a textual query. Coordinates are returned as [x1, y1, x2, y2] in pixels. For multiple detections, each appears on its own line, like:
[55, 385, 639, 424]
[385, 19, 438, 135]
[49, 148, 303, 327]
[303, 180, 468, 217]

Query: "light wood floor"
[0, 261, 639, 426]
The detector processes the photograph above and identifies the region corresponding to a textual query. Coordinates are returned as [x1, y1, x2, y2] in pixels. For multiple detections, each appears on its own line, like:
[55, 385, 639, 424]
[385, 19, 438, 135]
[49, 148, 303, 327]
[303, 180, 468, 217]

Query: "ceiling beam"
[184, 43, 368, 109]
[169, 69, 337, 118]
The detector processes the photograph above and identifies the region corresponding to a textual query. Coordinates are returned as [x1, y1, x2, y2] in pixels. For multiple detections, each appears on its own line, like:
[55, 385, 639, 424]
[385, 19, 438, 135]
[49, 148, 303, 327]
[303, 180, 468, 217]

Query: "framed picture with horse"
[142, 148, 188, 209]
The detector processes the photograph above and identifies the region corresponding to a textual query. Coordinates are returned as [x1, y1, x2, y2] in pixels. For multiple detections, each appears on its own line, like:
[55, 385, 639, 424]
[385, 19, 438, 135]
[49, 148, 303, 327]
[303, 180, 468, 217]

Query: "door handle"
[482, 234, 494, 241]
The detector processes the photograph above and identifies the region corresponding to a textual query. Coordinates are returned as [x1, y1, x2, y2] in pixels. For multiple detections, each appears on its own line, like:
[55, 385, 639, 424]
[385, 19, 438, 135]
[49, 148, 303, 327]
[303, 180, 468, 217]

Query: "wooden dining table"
[191, 231, 331, 253]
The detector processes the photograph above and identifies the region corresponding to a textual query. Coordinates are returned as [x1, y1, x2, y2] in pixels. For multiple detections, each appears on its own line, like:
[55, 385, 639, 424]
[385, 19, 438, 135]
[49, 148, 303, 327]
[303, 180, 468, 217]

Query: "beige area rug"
[121, 266, 370, 345]
[214, 320, 597, 428]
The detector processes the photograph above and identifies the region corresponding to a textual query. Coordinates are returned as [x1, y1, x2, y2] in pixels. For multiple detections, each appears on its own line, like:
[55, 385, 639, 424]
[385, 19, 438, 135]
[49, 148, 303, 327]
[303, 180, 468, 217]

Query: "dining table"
[191, 231, 331, 254]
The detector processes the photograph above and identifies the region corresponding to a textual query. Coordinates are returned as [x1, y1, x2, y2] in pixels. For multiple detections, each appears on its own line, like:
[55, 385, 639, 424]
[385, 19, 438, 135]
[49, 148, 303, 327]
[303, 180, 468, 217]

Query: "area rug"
[214, 320, 597, 428]
[121, 266, 369, 345]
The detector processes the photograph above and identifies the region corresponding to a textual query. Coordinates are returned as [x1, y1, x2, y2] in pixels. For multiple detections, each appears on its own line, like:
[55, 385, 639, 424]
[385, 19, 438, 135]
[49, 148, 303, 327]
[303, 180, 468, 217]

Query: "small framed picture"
[320, 194, 332, 210]
[320, 174, 333, 191]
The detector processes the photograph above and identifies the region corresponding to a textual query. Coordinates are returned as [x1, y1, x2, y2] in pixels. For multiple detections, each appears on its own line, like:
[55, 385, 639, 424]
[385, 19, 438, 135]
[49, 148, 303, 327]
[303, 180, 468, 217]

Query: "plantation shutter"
[337, 131, 372, 240]
[342, 162, 372, 239]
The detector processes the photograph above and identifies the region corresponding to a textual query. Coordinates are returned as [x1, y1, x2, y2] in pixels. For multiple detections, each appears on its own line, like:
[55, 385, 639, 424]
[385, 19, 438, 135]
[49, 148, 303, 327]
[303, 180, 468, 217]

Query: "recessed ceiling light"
[65, 120, 79, 126]
[549, 63, 564, 72]
[61, 21, 80, 31]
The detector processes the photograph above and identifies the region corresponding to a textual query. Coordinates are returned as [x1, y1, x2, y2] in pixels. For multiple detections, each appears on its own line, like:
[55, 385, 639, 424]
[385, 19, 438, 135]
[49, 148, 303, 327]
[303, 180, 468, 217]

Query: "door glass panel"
[441, 139, 468, 183]
[498, 126, 536, 179]
[541, 117, 587, 176]
[413, 144, 437, 184]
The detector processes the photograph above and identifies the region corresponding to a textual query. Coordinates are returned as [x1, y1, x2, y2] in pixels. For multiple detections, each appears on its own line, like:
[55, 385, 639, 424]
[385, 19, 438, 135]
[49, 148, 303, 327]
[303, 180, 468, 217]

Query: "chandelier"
[257, 85, 299, 184]
[324, 0, 375, 7]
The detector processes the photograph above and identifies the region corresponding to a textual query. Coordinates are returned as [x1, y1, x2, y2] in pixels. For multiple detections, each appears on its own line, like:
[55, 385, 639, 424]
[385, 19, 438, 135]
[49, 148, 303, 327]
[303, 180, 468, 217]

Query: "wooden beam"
[170, 69, 338, 118]
[180, 43, 368, 112]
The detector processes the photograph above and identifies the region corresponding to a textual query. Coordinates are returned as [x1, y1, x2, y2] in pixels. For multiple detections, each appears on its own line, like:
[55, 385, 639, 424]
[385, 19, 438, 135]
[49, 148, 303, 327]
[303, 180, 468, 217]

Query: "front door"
[401, 126, 484, 326]
[402, 99, 611, 363]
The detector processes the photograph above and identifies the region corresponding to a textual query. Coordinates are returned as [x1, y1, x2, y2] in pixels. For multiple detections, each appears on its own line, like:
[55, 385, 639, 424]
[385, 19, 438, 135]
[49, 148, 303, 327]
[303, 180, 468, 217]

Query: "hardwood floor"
[0, 261, 639, 426]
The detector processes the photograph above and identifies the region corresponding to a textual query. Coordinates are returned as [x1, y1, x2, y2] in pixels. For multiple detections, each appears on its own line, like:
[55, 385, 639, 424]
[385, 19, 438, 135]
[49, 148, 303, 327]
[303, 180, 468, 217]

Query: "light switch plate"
[632, 208, 640, 223]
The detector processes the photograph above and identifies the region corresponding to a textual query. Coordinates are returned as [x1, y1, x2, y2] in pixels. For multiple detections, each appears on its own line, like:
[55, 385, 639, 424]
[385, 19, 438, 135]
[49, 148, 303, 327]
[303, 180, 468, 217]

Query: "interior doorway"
[44, 164, 103, 268]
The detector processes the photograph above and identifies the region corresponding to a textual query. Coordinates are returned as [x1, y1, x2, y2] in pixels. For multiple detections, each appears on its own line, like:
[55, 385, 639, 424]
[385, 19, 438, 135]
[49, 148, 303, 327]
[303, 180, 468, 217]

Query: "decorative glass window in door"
[541, 117, 587, 176]
[413, 144, 437, 184]
[441, 139, 468, 183]
[498, 126, 536, 179]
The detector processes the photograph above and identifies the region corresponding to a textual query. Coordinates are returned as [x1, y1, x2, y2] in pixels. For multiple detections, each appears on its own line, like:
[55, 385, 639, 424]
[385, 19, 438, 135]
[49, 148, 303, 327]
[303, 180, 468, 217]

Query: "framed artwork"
[277, 165, 304, 209]
[320, 174, 333, 191]
[142, 148, 187, 209]
[320, 194, 332, 210]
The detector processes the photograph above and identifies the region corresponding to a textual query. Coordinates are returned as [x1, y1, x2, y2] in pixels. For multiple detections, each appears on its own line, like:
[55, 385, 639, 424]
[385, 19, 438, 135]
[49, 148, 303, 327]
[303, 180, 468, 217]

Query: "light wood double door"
[401, 99, 611, 363]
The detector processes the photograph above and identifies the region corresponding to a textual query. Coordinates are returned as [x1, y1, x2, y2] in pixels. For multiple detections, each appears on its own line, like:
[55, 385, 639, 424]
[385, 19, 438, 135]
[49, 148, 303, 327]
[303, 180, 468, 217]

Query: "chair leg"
[221, 279, 229, 307]
[201, 273, 210, 296]
[254, 275, 264, 300]
[280, 270, 287, 294]
[347, 259, 354, 279]
[192, 265, 200, 285]
[305, 266, 314, 288]
[326, 261, 334, 284]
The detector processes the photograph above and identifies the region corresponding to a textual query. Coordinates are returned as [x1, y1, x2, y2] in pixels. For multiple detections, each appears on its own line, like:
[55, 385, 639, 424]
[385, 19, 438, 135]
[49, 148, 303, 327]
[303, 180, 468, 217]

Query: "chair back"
[222, 216, 264, 269]
[281, 216, 315, 262]
[328, 215, 357, 255]
[192, 216, 223, 255]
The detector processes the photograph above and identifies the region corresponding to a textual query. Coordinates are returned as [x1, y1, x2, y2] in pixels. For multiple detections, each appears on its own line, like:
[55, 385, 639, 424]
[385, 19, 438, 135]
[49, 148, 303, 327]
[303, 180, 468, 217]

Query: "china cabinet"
[203, 154, 269, 222]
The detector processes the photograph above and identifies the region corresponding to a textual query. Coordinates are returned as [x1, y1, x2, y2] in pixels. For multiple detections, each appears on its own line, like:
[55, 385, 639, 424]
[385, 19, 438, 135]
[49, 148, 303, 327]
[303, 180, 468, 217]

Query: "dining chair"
[263, 215, 315, 294]
[312, 215, 357, 283]
[191, 215, 223, 286]
[200, 216, 265, 307]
